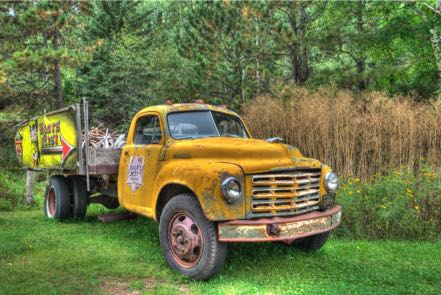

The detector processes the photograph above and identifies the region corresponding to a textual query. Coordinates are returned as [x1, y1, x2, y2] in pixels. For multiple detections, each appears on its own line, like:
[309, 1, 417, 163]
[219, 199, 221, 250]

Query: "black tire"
[159, 194, 227, 280]
[68, 176, 88, 218]
[44, 176, 71, 220]
[294, 231, 330, 252]
[101, 196, 119, 209]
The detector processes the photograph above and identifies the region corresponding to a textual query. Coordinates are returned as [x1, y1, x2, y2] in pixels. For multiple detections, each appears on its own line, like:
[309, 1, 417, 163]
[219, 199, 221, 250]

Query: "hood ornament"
[265, 137, 284, 143]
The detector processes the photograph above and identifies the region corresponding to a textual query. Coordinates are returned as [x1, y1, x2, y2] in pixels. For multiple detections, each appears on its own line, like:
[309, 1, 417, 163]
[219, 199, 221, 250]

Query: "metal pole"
[75, 103, 84, 175]
[83, 98, 90, 191]
[24, 169, 35, 205]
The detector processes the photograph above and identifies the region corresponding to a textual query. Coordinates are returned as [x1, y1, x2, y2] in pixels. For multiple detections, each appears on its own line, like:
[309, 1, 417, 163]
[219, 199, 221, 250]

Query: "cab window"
[133, 115, 162, 145]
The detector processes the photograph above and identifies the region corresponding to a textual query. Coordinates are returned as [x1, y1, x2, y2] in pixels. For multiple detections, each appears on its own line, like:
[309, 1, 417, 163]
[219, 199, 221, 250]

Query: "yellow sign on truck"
[16, 100, 341, 280]
[16, 106, 79, 170]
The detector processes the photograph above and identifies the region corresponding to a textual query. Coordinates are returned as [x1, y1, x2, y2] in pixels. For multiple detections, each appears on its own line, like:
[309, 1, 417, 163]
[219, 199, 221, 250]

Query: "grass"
[1, 209, 440, 295]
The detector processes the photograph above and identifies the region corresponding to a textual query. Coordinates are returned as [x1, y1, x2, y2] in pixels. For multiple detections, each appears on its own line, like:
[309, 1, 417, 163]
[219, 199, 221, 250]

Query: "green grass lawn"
[1, 209, 440, 295]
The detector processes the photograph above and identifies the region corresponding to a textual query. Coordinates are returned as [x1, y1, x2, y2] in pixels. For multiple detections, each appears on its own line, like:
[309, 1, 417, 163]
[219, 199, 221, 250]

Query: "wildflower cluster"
[336, 166, 441, 240]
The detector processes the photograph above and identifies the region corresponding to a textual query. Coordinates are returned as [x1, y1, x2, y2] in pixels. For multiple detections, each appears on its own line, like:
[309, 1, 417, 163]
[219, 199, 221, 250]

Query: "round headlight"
[324, 172, 339, 193]
[221, 177, 241, 203]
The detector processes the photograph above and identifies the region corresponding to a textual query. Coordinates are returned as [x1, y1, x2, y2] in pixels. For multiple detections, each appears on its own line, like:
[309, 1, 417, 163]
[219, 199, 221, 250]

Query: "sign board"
[15, 106, 79, 171]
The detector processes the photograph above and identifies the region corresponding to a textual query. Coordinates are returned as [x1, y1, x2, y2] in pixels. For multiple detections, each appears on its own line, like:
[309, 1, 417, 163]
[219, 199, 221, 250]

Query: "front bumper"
[218, 205, 342, 242]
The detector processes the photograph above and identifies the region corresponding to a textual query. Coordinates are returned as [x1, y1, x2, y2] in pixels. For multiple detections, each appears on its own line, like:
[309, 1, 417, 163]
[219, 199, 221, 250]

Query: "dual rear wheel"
[44, 175, 88, 220]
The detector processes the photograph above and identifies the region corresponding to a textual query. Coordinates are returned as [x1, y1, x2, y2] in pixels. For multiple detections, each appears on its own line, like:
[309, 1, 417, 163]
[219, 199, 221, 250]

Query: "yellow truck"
[15, 100, 341, 280]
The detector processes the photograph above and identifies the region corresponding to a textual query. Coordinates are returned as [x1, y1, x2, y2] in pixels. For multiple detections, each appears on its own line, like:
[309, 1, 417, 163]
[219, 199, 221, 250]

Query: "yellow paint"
[118, 103, 337, 222]
[16, 107, 78, 170]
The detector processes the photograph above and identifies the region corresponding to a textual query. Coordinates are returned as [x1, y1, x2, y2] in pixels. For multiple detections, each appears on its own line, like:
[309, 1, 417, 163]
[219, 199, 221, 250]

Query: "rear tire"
[294, 231, 330, 252]
[68, 176, 88, 218]
[159, 194, 227, 280]
[44, 176, 71, 220]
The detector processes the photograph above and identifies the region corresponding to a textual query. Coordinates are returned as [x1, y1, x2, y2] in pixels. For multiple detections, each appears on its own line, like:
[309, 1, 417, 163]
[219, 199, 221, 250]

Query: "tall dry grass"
[242, 87, 441, 179]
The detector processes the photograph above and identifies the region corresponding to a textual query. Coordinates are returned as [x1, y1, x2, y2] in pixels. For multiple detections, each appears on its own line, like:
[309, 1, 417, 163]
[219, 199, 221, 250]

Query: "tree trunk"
[430, 0, 441, 88]
[430, 28, 441, 85]
[299, 4, 309, 83]
[356, 58, 366, 90]
[24, 170, 35, 205]
[356, 0, 366, 90]
[288, 4, 299, 84]
[290, 45, 299, 84]
[255, 17, 260, 97]
[300, 46, 309, 83]
[53, 29, 64, 109]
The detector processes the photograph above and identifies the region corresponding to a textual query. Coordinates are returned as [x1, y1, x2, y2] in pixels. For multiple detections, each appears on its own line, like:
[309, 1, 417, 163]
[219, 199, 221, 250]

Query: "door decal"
[127, 156, 145, 192]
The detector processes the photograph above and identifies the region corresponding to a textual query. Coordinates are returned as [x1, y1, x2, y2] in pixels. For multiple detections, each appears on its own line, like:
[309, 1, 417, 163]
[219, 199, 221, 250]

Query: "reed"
[242, 87, 441, 180]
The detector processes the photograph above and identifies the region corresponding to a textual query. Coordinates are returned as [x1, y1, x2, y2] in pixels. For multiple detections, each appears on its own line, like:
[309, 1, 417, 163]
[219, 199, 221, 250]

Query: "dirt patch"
[100, 278, 138, 295]
[99, 277, 190, 295]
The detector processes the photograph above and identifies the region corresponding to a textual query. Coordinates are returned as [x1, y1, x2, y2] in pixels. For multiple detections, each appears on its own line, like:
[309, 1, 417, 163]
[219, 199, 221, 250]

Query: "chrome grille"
[249, 169, 321, 218]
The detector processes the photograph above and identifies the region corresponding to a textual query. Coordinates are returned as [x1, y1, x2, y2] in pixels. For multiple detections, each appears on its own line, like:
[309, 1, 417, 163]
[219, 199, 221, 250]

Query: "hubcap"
[168, 212, 203, 268]
[47, 187, 56, 217]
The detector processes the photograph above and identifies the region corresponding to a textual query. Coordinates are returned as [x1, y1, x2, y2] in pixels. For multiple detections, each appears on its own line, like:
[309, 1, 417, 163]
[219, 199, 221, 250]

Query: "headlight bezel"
[324, 172, 339, 193]
[221, 176, 242, 204]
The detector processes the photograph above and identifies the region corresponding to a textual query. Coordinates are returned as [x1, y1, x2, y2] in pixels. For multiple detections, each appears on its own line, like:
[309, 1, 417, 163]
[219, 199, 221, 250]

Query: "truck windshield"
[167, 111, 249, 139]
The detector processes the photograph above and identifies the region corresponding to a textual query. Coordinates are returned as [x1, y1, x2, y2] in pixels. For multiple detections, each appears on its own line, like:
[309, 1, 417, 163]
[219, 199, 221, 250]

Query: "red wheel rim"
[47, 187, 56, 217]
[168, 212, 203, 268]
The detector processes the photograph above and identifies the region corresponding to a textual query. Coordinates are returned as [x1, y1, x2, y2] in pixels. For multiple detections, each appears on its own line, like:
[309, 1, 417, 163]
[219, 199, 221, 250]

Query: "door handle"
[124, 150, 129, 156]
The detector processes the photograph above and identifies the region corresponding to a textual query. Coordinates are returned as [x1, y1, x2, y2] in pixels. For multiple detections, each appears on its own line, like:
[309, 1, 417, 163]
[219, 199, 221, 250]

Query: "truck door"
[120, 113, 164, 216]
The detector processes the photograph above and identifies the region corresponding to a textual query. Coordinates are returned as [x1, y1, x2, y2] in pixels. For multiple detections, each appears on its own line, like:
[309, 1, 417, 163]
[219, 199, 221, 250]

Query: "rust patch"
[218, 206, 341, 242]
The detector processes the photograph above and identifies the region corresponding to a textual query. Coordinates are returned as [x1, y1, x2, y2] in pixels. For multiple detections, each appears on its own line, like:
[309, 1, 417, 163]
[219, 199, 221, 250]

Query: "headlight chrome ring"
[324, 172, 339, 193]
[221, 177, 242, 204]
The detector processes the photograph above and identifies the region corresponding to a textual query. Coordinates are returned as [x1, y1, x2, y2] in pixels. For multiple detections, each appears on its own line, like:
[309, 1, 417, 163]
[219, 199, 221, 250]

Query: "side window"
[133, 115, 162, 145]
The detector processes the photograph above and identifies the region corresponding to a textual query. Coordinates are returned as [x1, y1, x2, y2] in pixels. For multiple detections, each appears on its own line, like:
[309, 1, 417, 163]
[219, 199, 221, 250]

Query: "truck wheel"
[44, 176, 71, 220]
[159, 194, 227, 280]
[294, 231, 330, 252]
[68, 176, 88, 218]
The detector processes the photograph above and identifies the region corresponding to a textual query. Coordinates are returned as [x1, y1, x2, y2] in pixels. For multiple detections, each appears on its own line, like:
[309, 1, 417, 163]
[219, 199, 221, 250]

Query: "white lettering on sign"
[126, 156, 144, 192]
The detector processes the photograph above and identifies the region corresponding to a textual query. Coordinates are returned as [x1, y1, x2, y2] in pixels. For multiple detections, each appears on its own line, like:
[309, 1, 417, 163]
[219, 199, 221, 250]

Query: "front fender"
[153, 160, 245, 221]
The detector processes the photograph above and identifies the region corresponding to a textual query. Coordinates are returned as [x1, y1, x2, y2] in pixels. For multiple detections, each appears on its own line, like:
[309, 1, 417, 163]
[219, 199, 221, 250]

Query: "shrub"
[0, 171, 45, 211]
[336, 167, 441, 240]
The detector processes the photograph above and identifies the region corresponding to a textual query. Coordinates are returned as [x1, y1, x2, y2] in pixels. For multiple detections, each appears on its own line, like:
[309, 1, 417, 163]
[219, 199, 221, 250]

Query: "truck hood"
[165, 137, 322, 174]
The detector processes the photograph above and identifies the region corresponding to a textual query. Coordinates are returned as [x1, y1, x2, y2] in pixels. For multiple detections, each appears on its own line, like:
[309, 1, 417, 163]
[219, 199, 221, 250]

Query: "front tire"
[159, 194, 227, 280]
[44, 176, 71, 220]
[294, 231, 330, 252]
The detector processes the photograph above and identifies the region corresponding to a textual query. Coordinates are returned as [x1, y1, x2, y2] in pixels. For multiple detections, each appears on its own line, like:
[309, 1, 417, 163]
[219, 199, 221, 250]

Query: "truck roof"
[136, 103, 239, 117]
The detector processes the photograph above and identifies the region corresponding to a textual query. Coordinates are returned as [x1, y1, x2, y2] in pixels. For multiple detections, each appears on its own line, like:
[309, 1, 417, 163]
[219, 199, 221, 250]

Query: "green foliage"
[1, 0, 440, 123]
[0, 109, 22, 169]
[0, 171, 45, 211]
[337, 167, 441, 240]
[0, 1, 91, 113]
[78, 1, 197, 127]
